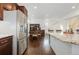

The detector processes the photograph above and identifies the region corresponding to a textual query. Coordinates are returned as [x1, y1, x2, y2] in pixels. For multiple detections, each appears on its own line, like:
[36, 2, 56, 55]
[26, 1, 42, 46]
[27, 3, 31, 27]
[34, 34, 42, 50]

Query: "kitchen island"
[47, 32, 79, 55]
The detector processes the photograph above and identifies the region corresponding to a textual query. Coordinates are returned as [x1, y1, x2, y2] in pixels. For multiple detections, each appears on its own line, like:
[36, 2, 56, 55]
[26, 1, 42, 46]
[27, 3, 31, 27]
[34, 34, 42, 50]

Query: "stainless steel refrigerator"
[17, 10, 28, 55]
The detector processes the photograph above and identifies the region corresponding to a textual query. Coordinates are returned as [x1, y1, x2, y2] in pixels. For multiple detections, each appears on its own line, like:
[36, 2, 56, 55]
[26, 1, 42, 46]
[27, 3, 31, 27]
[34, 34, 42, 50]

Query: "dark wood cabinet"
[0, 3, 18, 21]
[3, 3, 17, 11]
[0, 36, 13, 55]
[0, 3, 17, 20]
[0, 4, 3, 20]
[0, 3, 28, 21]
[30, 24, 40, 31]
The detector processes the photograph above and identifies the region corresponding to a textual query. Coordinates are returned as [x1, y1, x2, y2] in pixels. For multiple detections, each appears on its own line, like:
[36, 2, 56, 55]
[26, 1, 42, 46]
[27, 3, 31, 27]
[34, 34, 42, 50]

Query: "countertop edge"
[0, 35, 13, 39]
[47, 32, 79, 45]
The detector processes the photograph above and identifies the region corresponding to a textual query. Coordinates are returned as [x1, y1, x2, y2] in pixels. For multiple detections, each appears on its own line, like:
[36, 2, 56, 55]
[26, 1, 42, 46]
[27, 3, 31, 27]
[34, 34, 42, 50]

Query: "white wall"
[0, 21, 12, 34]
[44, 18, 68, 34]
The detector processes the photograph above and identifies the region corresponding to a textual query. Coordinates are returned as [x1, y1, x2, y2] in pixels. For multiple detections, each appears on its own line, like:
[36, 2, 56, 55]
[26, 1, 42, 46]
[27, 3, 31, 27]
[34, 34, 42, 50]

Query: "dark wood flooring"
[24, 35, 55, 55]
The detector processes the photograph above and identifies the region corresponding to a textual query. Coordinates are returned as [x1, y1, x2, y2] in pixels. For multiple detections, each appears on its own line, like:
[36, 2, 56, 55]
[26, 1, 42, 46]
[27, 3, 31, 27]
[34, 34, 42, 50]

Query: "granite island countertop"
[47, 32, 79, 45]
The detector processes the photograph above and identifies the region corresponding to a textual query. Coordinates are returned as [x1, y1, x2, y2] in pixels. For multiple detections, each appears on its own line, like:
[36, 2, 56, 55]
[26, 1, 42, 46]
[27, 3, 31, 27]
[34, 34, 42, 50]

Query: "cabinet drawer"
[0, 36, 13, 55]
[0, 39, 8, 46]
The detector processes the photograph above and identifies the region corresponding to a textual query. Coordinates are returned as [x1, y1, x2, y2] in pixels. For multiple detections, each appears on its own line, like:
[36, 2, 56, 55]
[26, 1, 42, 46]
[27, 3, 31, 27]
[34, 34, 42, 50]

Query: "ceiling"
[18, 3, 79, 20]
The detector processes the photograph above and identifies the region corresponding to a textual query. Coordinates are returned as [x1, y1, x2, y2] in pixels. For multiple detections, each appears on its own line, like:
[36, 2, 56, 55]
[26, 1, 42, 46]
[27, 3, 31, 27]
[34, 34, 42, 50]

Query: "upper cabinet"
[0, 3, 28, 21]
[3, 3, 17, 11]
[0, 3, 17, 21]
[0, 4, 3, 20]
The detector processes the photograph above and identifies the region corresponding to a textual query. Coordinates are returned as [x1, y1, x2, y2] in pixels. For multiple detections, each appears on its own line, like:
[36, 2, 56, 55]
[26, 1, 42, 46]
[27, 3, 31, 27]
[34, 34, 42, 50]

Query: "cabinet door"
[3, 3, 17, 11]
[0, 36, 12, 55]
[0, 4, 3, 20]
[50, 36, 72, 55]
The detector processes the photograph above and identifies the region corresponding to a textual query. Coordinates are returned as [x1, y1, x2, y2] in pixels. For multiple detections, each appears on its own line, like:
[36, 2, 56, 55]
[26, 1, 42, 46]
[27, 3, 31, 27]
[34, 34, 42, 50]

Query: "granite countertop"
[47, 32, 79, 45]
[0, 34, 13, 39]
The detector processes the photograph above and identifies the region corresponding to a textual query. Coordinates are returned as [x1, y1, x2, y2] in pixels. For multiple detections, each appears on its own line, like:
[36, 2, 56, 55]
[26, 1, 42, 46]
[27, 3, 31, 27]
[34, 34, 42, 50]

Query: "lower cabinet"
[50, 36, 72, 55]
[0, 36, 13, 55]
[50, 35, 79, 55]
[72, 44, 79, 55]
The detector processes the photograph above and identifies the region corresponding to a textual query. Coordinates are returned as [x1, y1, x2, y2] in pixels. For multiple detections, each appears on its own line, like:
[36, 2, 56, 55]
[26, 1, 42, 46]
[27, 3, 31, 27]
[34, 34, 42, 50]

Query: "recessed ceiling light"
[45, 22, 48, 26]
[34, 6, 37, 9]
[72, 6, 76, 9]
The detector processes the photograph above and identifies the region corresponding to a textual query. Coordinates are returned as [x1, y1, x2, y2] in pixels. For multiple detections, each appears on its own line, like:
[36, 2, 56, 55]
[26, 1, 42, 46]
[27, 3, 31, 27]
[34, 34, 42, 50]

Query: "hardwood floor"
[24, 35, 55, 55]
